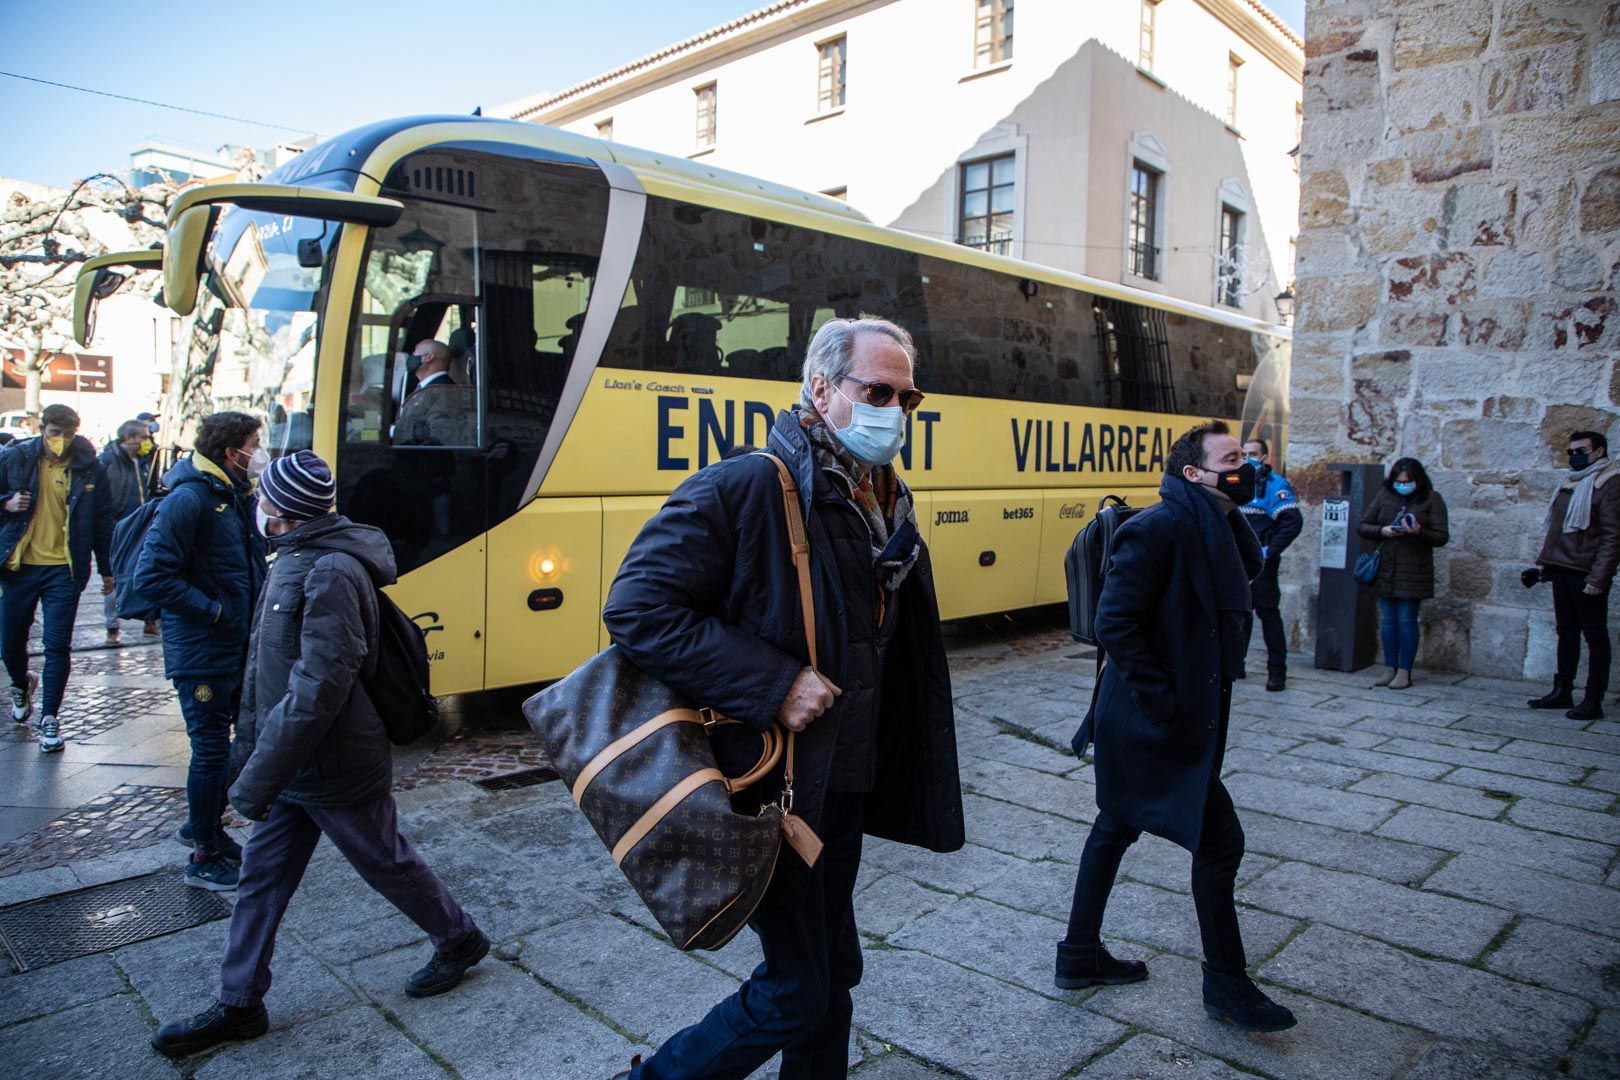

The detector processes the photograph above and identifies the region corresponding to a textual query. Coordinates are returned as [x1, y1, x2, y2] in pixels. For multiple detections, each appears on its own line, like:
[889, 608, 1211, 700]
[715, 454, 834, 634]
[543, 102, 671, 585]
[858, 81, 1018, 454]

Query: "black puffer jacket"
[1357, 488, 1450, 600]
[229, 515, 394, 820]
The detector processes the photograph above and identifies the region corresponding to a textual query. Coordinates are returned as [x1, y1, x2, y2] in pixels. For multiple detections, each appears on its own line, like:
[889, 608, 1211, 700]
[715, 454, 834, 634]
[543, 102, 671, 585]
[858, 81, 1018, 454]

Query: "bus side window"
[394, 305, 480, 448]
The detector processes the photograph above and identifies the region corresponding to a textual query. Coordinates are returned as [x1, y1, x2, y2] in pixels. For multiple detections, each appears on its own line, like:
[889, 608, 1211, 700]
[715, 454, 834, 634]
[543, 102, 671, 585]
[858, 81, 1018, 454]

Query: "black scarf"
[1158, 475, 1254, 613]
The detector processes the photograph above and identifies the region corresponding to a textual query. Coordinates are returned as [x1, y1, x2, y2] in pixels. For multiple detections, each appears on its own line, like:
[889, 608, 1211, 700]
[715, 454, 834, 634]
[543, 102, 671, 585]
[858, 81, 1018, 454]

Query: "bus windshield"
[170, 208, 337, 457]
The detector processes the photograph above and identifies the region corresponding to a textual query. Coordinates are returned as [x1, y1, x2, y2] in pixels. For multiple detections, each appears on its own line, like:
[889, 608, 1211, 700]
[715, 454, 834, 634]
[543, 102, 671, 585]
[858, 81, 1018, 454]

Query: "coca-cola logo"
[1058, 503, 1086, 520]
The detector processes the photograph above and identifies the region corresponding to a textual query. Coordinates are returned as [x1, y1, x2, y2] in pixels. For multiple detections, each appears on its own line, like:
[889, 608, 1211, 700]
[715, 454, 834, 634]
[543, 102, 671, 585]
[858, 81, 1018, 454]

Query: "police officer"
[1238, 437, 1301, 691]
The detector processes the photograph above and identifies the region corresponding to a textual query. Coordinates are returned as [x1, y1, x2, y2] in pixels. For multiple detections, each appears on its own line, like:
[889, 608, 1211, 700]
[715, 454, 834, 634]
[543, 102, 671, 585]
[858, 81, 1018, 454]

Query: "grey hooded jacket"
[228, 514, 396, 821]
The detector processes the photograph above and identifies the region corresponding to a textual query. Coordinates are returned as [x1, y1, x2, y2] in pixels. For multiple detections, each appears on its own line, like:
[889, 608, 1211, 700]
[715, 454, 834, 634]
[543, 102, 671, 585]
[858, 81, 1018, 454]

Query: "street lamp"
[1274, 286, 1295, 327]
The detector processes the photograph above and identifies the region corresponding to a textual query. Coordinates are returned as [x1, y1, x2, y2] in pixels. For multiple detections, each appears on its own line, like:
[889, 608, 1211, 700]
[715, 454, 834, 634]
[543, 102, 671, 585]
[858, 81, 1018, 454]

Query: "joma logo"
[935, 509, 970, 526]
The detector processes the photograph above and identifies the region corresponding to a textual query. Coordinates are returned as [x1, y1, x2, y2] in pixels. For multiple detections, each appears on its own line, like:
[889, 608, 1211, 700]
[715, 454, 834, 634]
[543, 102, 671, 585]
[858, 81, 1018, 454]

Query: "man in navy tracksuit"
[134, 412, 266, 890]
[0, 403, 115, 752]
[1238, 437, 1301, 691]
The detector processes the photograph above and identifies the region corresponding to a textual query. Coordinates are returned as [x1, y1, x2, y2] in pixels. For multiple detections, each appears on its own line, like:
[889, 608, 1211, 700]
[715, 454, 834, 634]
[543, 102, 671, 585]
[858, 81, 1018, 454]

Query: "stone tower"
[1288, 0, 1620, 678]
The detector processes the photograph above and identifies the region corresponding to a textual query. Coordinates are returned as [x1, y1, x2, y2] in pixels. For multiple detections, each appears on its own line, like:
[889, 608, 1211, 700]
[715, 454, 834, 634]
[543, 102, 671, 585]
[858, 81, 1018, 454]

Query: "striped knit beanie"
[260, 450, 335, 521]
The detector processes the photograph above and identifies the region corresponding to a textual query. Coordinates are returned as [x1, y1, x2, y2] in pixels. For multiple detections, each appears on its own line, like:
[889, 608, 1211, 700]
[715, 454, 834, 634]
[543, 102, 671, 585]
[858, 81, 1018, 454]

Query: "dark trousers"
[1550, 568, 1611, 699]
[219, 794, 476, 1007]
[1064, 778, 1248, 974]
[175, 677, 241, 856]
[1244, 607, 1287, 676]
[636, 793, 866, 1080]
[1, 564, 79, 717]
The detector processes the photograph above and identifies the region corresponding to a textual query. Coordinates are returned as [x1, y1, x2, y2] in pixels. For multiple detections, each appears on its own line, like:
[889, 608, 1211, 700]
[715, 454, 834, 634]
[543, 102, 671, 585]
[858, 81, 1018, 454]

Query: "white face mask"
[830, 384, 907, 465]
[246, 446, 271, 480]
[255, 505, 278, 536]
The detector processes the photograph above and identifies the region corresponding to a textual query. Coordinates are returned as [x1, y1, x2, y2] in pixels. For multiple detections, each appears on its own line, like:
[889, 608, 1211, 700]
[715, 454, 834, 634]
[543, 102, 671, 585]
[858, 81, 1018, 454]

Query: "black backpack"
[108, 498, 166, 621]
[1063, 495, 1140, 646]
[363, 590, 440, 745]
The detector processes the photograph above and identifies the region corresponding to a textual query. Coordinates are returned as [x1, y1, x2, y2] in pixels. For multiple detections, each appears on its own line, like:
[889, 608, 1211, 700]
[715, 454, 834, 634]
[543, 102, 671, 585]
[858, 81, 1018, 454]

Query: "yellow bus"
[76, 116, 1290, 696]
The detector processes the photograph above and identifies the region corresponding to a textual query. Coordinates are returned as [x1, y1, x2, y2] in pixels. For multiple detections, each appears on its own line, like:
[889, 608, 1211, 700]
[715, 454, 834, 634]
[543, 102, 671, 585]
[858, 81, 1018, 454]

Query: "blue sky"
[1, 0, 1305, 188]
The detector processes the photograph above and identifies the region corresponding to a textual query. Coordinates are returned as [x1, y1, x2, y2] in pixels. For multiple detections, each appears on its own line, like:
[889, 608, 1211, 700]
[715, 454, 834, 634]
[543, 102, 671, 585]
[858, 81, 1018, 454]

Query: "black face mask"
[1570, 450, 1591, 471]
[1200, 461, 1256, 505]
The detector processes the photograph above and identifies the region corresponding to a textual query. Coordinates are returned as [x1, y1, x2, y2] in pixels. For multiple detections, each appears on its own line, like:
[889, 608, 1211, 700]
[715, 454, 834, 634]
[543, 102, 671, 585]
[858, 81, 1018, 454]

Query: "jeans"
[219, 794, 477, 1007]
[635, 793, 866, 1080]
[176, 676, 241, 856]
[1378, 597, 1422, 671]
[1063, 778, 1248, 974]
[103, 589, 119, 630]
[1550, 568, 1611, 699]
[1, 564, 79, 717]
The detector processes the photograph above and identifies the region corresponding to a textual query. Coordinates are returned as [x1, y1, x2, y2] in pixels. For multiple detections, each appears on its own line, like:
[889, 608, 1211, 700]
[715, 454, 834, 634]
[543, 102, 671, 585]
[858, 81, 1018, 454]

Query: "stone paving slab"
[1484, 918, 1620, 1011]
[1377, 804, 1613, 882]
[1346, 771, 1509, 819]
[1237, 861, 1510, 962]
[1259, 924, 1590, 1067]
[1422, 853, 1620, 938]
[1441, 766, 1616, 811]
[192, 1004, 449, 1080]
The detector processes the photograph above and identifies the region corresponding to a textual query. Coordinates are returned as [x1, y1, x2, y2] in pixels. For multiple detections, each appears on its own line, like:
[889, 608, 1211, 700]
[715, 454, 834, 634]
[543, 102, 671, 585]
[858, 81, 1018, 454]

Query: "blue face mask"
[1245, 456, 1264, 471]
[1393, 481, 1417, 497]
[831, 385, 906, 465]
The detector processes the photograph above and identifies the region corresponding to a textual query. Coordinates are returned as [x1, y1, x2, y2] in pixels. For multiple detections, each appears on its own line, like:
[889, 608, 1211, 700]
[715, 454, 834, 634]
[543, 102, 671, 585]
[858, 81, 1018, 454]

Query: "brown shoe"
[1372, 667, 1396, 687]
[106, 627, 120, 644]
[144, 620, 160, 636]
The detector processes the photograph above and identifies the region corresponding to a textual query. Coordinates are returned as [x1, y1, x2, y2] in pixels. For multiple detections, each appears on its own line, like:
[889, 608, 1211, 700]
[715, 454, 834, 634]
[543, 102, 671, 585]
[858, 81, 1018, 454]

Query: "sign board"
[2, 350, 114, 394]
[1320, 498, 1350, 569]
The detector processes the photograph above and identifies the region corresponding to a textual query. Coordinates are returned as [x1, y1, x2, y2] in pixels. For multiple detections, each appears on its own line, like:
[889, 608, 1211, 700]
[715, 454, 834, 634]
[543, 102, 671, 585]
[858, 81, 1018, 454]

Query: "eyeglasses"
[837, 375, 926, 414]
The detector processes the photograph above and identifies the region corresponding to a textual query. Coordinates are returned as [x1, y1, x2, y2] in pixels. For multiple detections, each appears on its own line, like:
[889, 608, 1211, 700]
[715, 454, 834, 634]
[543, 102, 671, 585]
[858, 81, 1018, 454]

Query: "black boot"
[1201, 964, 1296, 1032]
[1055, 941, 1148, 989]
[406, 928, 490, 997]
[151, 1001, 269, 1057]
[1567, 693, 1605, 721]
[1265, 671, 1287, 692]
[1528, 678, 1574, 710]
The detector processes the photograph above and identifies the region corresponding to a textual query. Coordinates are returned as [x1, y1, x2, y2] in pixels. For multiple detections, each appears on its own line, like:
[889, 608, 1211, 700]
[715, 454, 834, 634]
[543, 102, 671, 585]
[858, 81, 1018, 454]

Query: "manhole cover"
[0, 870, 232, 972]
[475, 766, 561, 791]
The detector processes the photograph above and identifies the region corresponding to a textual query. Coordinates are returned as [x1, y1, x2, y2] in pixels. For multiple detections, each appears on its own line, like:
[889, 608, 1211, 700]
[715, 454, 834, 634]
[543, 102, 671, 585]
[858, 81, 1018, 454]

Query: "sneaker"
[175, 823, 244, 865]
[184, 854, 239, 891]
[405, 928, 489, 997]
[151, 1001, 269, 1057]
[11, 672, 36, 723]
[37, 715, 62, 753]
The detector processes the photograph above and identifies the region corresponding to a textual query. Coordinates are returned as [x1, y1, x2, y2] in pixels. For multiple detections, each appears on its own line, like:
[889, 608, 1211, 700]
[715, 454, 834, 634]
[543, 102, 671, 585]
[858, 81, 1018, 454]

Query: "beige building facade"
[496, 0, 1304, 323]
[1289, 0, 1620, 679]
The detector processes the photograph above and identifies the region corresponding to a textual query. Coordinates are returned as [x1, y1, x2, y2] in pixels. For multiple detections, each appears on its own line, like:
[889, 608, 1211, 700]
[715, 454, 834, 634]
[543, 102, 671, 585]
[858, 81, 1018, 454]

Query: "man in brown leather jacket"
[1526, 430, 1619, 720]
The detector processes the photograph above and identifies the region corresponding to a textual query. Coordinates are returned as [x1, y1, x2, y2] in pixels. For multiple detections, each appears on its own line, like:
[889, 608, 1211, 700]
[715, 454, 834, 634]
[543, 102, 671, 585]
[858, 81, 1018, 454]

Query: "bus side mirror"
[72, 250, 162, 346]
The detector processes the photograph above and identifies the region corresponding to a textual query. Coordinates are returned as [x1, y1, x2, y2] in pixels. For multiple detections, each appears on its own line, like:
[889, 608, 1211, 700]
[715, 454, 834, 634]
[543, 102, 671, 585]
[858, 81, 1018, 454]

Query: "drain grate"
[475, 766, 561, 791]
[0, 870, 232, 972]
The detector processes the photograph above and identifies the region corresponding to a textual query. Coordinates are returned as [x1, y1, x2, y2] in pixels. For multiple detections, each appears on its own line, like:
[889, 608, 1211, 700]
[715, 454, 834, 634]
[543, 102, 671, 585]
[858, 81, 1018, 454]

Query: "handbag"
[1352, 545, 1383, 585]
[522, 452, 824, 951]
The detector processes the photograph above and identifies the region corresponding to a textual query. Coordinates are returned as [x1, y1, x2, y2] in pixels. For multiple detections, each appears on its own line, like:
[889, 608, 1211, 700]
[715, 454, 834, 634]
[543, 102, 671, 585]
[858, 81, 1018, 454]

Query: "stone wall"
[1287, 0, 1620, 679]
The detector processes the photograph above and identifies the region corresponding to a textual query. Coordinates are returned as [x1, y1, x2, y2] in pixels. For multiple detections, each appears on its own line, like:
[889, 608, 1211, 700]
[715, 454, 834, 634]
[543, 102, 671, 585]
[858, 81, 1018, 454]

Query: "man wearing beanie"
[153, 450, 487, 1058]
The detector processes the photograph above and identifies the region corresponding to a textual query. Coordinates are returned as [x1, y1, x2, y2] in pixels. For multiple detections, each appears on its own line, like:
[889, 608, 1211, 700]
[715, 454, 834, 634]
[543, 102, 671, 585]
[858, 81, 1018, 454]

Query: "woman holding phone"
[1357, 457, 1450, 688]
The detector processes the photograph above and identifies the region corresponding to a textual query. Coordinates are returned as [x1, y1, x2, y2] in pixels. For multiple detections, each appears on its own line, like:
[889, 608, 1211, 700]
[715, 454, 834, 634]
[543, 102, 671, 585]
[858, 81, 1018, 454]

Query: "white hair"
[800, 318, 916, 400]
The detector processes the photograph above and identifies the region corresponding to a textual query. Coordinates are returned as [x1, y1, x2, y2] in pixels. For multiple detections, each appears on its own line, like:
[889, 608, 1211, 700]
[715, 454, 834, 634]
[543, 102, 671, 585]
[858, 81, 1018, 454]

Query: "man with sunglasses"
[603, 317, 963, 1079]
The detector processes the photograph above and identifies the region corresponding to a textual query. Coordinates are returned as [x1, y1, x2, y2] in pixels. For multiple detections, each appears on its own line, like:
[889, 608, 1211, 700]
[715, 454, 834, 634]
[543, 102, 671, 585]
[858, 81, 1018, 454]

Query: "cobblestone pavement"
[1, 620, 1618, 1079]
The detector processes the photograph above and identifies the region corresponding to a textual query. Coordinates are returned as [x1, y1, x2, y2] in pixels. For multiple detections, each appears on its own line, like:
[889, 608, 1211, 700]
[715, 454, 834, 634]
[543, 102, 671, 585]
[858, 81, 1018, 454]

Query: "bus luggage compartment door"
[925, 491, 1042, 620]
[484, 497, 602, 688]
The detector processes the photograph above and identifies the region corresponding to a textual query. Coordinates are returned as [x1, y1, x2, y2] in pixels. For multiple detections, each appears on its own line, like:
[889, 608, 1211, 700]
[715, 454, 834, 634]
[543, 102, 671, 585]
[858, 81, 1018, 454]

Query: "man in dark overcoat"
[1061, 420, 1296, 1033]
[602, 317, 963, 1079]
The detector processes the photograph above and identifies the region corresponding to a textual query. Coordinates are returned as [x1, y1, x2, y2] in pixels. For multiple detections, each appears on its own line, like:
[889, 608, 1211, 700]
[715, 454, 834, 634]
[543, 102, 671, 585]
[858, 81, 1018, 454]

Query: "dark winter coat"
[0, 435, 114, 590]
[602, 411, 964, 864]
[1537, 458, 1620, 592]
[1073, 482, 1264, 851]
[97, 442, 152, 523]
[229, 515, 395, 820]
[1357, 488, 1450, 600]
[132, 454, 266, 679]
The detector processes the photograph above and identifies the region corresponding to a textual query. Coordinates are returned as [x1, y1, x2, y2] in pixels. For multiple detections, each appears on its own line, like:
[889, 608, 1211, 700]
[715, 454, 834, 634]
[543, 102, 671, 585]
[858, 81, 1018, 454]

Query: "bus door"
[338, 197, 488, 695]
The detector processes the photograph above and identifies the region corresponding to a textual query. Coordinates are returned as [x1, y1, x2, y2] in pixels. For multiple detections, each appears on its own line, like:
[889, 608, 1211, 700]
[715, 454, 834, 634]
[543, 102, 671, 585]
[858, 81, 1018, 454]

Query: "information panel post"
[1313, 462, 1384, 672]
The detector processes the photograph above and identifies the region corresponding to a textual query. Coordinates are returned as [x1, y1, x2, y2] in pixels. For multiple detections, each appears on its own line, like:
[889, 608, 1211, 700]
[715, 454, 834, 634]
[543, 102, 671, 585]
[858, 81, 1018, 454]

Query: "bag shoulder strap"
[750, 451, 816, 807]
